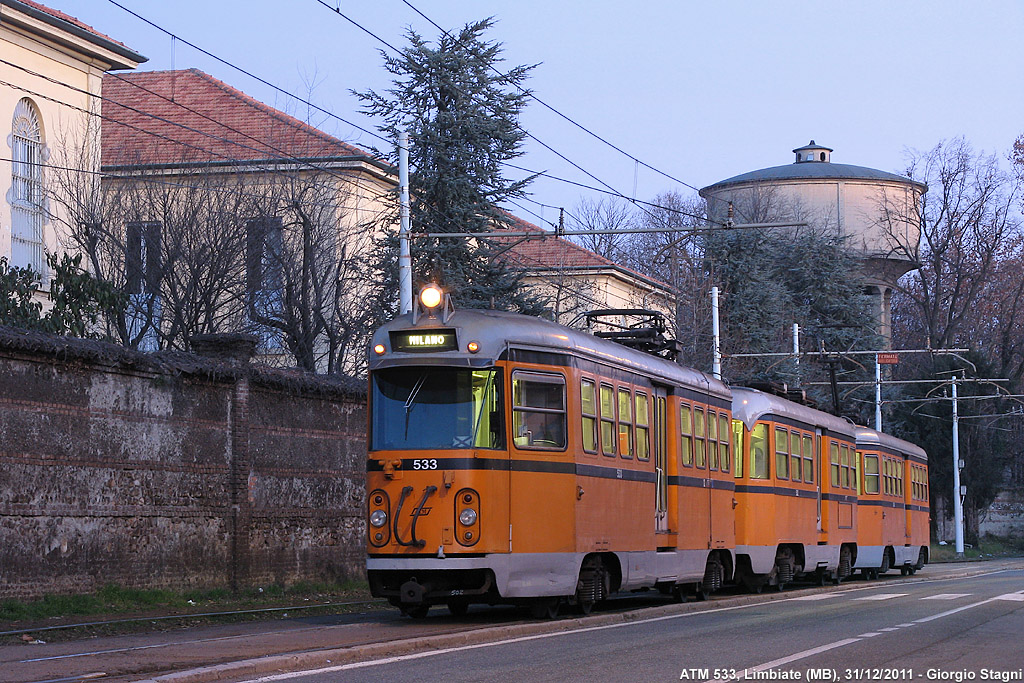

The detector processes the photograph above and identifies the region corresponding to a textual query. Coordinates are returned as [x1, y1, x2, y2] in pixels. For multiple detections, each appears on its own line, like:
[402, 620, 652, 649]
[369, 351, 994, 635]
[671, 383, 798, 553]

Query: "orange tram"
[365, 302, 930, 618]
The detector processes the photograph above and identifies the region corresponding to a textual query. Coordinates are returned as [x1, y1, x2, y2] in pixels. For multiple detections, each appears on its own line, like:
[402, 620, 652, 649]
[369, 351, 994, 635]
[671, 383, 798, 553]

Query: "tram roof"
[372, 309, 730, 397]
[731, 385, 857, 438]
[855, 426, 928, 462]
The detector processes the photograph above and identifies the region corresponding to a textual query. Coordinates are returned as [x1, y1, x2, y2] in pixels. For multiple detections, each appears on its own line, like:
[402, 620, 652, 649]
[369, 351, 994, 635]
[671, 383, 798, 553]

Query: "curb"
[135, 563, 1015, 683]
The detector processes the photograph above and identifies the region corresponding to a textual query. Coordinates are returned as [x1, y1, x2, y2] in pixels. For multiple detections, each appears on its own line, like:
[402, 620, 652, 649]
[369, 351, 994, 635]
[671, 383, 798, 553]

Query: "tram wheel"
[574, 555, 606, 615]
[694, 582, 710, 601]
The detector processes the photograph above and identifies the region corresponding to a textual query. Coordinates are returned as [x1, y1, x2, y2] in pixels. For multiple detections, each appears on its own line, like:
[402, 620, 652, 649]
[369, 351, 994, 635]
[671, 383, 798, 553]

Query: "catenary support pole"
[711, 286, 721, 380]
[952, 375, 965, 557]
[398, 131, 412, 315]
[875, 354, 882, 431]
[793, 323, 800, 381]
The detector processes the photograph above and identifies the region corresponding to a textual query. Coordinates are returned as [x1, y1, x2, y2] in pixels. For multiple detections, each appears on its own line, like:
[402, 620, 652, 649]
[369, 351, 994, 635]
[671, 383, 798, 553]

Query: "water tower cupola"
[793, 140, 832, 163]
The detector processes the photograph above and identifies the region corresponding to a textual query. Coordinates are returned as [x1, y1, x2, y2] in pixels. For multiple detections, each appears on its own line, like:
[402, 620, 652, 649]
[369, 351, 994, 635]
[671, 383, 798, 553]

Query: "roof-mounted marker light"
[373, 343, 386, 355]
[467, 341, 480, 354]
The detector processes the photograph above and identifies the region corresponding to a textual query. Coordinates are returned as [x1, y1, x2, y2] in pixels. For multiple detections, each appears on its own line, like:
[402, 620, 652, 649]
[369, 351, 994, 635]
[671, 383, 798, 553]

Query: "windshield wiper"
[404, 371, 428, 439]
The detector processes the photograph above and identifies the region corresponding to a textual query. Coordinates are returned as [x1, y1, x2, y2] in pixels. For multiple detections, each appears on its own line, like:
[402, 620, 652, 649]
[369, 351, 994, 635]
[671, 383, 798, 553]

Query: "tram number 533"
[412, 459, 439, 470]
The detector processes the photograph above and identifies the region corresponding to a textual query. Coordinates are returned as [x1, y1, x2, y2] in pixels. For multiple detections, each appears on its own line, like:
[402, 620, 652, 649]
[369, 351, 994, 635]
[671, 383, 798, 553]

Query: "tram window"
[775, 427, 789, 479]
[790, 431, 802, 482]
[693, 407, 706, 469]
[864, 453, 880, 493]
[707, 410, 719, 470]
[840, 445, 851, 489]
[830, 442, 840, 487]
[719, 414, 730, 473]
[680, 403, 693, 466]
[600, 384, 616, 456]
[581, 379, 598, 454]
[898, 464, 904, 497]
[750, 423, 769, 479]
[370, 367, 505, 451]
[732, 419, 744, 478]
[802, 435, 814, 483]
[512, 371, 566, 450]
[635, 392, 650, 461]
[618, 388, 634, 459]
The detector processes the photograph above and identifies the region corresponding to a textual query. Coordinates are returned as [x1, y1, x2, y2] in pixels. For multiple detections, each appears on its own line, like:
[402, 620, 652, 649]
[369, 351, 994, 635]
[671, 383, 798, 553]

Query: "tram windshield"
[371, 367, 505, 451]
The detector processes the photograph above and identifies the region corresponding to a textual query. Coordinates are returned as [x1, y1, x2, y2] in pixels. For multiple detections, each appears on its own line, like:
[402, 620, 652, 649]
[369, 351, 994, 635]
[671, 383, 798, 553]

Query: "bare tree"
[568, 197, 636, 263]
[247, 169, 377, 374]
[47, 124, 378, 373]
[887, 138, 1021, 352]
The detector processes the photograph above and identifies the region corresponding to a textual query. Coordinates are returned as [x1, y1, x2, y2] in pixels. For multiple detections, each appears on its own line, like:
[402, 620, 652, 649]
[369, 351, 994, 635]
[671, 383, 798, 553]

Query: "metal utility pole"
[951, 374, 965, 557]
[792, 323, 800, 381]
[711, 286, 721, 380]
[875, 356, 882, 430]
[398, 131, 412, 315]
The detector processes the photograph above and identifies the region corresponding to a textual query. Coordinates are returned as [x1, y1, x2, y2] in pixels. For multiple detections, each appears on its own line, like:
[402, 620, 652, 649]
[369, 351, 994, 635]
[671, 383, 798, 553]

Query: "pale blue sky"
[56, 0, 1024, 227]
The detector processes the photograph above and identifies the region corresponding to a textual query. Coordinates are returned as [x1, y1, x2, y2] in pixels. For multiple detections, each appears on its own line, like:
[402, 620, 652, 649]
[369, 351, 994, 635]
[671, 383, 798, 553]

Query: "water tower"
[699, 141, 926, 345]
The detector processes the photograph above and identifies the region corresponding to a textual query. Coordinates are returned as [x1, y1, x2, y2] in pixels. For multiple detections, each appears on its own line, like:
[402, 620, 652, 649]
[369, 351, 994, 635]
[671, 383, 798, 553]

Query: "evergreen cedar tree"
[702, 226, 878, 399]
[355, 18, 547, 319]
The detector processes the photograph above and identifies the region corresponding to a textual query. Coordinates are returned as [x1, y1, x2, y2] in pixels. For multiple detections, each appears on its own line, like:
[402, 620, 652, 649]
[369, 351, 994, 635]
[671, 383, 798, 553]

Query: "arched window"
[11, 98, 45, 272]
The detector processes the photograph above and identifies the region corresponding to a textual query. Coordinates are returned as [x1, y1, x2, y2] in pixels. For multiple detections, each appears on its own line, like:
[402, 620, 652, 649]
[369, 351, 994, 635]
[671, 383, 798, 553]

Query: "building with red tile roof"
[93, 65, 670, 364]
[498, 213, 673, 325]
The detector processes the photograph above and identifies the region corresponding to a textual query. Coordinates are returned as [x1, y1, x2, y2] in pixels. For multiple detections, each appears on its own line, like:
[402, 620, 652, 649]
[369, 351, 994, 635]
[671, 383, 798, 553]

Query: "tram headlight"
[419, 284, 443, 310]
[458, 508, 478, 526]
[369, 509, 388, 528]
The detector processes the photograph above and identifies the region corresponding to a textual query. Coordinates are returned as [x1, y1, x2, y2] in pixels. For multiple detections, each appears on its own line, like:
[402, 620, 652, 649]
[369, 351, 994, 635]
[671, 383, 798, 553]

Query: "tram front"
[365, 286, 510, 617]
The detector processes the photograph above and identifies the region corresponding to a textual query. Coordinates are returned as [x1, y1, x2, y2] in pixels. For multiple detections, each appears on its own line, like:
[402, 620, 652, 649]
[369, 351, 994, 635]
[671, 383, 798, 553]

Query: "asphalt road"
[1, 560, 1021, 683]
[227, 566, 1024, 683]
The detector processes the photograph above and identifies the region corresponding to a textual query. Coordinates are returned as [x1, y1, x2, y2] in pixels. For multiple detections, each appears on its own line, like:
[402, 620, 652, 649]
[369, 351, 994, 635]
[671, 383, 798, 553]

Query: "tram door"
[904, 457, 913, 541]
[654, 389, 668, 533]
[815, 429, 824, 533]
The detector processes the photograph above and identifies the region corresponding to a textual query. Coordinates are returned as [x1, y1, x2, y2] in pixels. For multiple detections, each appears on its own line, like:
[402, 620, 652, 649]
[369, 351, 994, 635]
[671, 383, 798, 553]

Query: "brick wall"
[0, 328, 366, 600]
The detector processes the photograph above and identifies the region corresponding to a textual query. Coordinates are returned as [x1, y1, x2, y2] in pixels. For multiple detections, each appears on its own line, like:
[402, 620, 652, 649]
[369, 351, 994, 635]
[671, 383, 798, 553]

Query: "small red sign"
[876, 352, 899, 365]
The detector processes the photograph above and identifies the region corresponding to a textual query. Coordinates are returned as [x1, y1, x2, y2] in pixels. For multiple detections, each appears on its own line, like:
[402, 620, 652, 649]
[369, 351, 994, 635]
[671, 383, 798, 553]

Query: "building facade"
[1, 0, 144, 277]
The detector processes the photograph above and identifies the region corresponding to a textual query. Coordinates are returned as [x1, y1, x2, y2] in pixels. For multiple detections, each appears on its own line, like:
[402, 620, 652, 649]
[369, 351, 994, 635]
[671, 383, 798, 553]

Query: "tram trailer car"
[730, 387, 860, 589]
[365, 307, 736, 617]
[853, 427, 929, 578]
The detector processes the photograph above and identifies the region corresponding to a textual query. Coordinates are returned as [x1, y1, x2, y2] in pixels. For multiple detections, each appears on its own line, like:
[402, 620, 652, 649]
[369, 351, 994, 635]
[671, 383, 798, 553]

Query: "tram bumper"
[367, 553, 580, 603]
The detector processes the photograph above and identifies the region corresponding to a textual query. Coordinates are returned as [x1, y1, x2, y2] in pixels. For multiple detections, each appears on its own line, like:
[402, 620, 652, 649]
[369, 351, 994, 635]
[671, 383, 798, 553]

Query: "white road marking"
[791, 594, 841, 601]
[920, 593, 972, 600]
[233, 576, 1024, 683]
[878, 627, 900, 632]
[234, 600, 783, 681]
[994, 593, 1024, 601]
[896, 623, 916, 627]
[853, 593, 908, 601]
[858, 632, 882, 637]
[709, 638, 863, 681]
